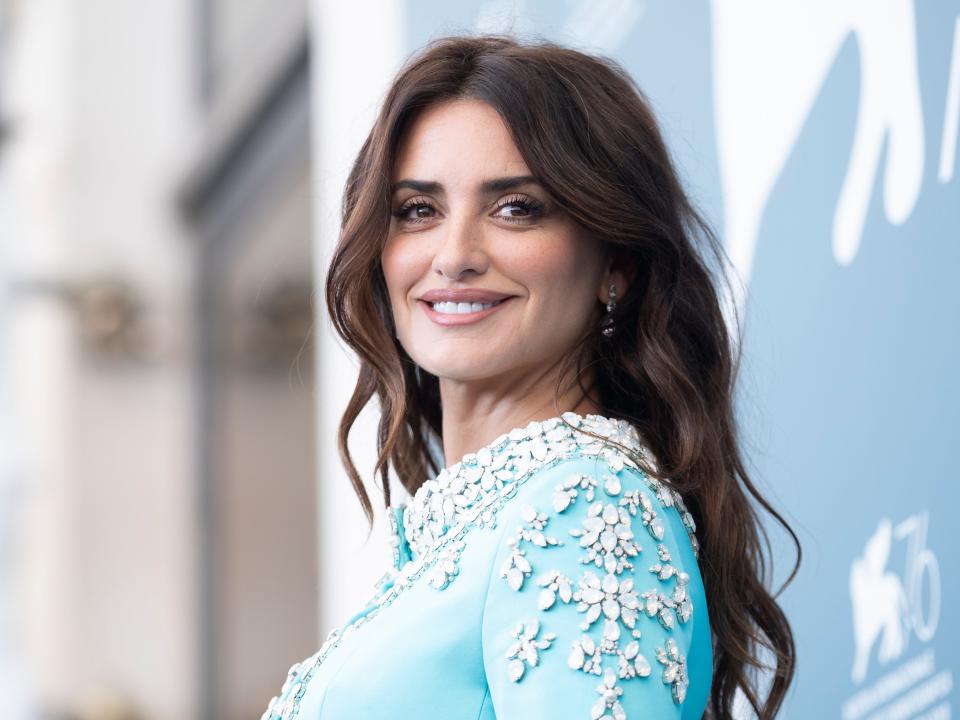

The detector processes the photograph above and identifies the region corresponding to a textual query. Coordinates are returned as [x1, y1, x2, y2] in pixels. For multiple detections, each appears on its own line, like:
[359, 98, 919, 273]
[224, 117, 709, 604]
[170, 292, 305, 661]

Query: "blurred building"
[0, 0, 322, 717]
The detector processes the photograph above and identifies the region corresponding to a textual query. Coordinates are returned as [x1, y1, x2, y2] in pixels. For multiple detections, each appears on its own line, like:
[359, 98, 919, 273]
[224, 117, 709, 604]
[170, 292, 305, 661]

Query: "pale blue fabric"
[262, 414, 712, 719]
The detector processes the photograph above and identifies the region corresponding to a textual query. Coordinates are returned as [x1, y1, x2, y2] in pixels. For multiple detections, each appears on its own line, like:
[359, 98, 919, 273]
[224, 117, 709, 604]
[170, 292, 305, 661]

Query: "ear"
[596, 259, 630, 305]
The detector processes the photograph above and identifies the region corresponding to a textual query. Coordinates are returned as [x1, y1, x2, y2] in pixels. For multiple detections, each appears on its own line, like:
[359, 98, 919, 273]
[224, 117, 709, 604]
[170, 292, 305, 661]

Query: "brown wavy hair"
[324, 33, 800, 719]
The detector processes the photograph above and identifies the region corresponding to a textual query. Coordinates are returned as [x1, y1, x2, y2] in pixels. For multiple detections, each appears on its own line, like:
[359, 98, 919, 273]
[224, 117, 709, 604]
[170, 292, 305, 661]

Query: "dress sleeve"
[480, 453, 703, 719]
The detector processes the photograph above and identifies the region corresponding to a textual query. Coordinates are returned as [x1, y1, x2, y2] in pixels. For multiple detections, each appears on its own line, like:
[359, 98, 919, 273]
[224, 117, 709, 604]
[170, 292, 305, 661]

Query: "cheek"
[515, 239, 599, 311]
[381, 237, 426, 301]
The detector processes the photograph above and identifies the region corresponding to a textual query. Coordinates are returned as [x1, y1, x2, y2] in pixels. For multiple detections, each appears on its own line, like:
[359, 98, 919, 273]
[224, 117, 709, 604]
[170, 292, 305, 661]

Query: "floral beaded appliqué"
[261, 413, 697, 720]
[500, 504, 563, 591]
[497, 456, 698, 716]
[506, 619, 557, 682]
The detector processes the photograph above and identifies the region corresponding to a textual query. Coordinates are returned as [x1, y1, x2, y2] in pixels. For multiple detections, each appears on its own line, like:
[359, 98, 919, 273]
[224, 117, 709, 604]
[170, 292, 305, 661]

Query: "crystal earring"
[600, 283, 616, 337]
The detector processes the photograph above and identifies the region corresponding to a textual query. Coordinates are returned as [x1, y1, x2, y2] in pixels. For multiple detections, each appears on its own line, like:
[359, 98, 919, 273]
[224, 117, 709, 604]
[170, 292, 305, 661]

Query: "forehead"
[391, 98, 531, 182]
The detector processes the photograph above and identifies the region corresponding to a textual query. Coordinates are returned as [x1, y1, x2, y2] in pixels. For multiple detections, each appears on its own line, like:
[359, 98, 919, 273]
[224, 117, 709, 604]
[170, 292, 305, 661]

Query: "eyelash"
[391, 194, 545, 225]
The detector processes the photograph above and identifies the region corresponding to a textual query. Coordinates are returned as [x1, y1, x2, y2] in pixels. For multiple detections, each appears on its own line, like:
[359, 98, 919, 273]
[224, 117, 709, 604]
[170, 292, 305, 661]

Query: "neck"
[437, 364, 603, 470]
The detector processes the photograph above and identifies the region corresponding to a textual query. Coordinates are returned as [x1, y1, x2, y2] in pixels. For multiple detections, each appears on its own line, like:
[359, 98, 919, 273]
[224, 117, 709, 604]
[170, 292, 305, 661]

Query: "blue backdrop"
[402, 2, 959, 716]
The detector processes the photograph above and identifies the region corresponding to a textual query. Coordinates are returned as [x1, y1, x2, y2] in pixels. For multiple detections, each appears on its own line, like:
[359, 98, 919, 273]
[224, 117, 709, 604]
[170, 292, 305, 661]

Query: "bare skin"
[381, 98, 629, 468]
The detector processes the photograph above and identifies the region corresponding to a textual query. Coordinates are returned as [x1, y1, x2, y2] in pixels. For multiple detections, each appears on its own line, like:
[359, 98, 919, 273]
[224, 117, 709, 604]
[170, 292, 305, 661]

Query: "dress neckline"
[396, 411, 659, 566]
[434, 410, 646, 481]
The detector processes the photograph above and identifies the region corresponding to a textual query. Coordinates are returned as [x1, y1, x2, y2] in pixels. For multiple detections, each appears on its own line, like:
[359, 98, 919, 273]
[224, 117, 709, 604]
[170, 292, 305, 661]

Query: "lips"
[419, 296, 514, 326]
[419, 289, 514, 304]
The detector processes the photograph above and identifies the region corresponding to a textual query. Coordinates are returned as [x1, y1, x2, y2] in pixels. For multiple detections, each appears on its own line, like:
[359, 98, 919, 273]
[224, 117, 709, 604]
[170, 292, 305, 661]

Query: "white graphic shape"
[894, 511, 941, 644]
[850, 518, 908, 684]
[939, 17, 960, 183]
[711, 1, 925, 312]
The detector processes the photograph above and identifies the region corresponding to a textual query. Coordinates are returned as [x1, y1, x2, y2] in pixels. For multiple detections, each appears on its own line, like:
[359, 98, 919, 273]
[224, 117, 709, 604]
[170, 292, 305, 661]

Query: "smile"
[419, 297, 513, 326]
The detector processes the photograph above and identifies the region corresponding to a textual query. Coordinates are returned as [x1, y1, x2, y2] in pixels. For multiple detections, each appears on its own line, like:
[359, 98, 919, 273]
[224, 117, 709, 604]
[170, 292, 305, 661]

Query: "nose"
[431, 212, 490, 280]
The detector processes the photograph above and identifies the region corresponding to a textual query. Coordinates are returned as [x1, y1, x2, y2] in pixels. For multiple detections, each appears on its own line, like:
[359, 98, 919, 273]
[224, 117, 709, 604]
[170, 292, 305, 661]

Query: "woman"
[262, 33, 799, 720]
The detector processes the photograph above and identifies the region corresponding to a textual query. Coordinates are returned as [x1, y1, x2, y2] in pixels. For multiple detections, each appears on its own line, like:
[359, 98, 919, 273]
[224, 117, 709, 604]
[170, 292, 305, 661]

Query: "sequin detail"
[496, 449, 696, 714]
[506, 619, 557, 682]
[386, 505, 413, 570]
[656, 638, 689, 704]
[260, 412, 697, 720]
[500, 504, 563, 591]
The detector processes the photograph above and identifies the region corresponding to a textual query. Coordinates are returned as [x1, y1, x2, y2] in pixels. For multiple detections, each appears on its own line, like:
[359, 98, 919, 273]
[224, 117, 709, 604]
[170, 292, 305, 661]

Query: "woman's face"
[381, 98, 618, 385]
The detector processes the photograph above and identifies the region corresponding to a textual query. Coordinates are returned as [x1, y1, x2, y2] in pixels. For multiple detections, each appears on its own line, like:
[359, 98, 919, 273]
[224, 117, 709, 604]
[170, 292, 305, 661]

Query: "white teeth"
[430, 299, 504, 314]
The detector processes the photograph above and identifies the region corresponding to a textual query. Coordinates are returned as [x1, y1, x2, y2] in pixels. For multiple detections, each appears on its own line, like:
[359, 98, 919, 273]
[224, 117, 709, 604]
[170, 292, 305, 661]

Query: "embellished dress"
[261, 412, 712, 719]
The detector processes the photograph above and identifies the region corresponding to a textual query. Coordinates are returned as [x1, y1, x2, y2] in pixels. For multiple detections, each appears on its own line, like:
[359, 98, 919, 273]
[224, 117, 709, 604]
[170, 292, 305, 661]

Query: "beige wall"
[1, 0, 327, 717]
[3, 0, 200, 717]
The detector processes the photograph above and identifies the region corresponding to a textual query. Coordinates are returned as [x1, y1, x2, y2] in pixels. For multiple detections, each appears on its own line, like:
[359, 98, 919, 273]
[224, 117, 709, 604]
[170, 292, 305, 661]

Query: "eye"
[391, 197, 437, 224]
[494, 194, 545, 224]
[391, 194, 546, 226]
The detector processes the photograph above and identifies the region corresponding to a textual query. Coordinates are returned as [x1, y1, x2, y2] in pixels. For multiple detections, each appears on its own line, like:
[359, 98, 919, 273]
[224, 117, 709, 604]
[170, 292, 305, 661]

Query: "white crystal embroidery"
[403, 414, 677, 565]
[387, 509, 403, 568]
[574, 570, 642, 632]
[593, 667, 626, 720]
[552, 472, 599, 512]
[261, 413, 695, 720]
[655, 637, 689, 704]
[620, 488, 665, 541]
[426, 540, 465, 590]
[501, 504, 563, 591]
[496, 444, 698, 717]
[260, 639, 331, 720]
[536, 568, 575, 610]
[506, 619, 557, 682]
[569, 499, 643, 575]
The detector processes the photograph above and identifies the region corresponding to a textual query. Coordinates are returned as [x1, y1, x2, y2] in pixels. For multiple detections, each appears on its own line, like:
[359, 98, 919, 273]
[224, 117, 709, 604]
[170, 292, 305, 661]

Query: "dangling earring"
[600, 283, 616, 337]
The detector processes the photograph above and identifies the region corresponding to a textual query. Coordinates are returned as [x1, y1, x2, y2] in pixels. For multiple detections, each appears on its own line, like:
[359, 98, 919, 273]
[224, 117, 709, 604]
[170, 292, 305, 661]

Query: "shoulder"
[480, 449, 711, 719]
[493, 447, 701, 584]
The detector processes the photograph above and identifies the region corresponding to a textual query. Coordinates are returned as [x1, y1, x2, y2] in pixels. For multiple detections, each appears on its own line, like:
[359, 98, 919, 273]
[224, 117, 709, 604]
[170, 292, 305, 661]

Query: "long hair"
[325, 33, 800, 719]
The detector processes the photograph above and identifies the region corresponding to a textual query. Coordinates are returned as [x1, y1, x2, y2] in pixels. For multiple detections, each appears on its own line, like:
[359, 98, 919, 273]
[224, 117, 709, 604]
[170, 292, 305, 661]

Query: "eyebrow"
[390, 175, 542, 195]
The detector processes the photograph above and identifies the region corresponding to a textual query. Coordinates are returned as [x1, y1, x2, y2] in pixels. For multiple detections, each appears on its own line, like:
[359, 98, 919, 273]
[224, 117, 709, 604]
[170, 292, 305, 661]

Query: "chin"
[421, 365, 491, 382]
[417, 356, 506, 383]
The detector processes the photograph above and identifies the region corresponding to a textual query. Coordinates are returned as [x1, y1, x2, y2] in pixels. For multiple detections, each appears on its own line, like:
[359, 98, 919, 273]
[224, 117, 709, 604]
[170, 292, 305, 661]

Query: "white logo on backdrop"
[711, 3, 960, 316]
[850, 518, 909, 683]
[843, 512, 951, 720]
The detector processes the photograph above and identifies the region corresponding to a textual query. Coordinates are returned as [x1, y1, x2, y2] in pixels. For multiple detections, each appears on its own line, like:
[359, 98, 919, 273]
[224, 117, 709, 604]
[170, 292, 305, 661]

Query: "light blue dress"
[261, 412, 712, 719]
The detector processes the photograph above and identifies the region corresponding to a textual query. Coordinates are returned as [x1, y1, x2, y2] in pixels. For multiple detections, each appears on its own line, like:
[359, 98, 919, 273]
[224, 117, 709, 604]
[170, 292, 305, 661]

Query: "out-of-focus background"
[0, 1, 957, 718]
